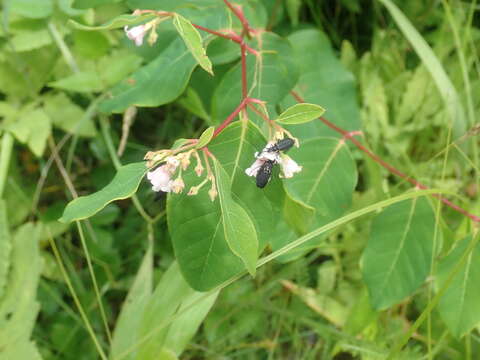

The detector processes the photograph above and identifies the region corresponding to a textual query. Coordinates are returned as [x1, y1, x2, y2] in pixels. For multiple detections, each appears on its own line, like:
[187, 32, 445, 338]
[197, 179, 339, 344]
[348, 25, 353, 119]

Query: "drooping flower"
[245, 158, 266, 177]
[124, 25, 148, 46]
[147, 165, 173, 192]
[279, 155, 302, 178]
[146, 156, 181, 192]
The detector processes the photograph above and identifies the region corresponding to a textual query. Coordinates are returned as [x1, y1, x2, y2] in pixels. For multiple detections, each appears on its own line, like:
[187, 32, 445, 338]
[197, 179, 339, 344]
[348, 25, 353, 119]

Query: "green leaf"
[0, 201, 11, 299]
[6, 107, 51, 157]
[168, 121, 277, 290]
[277, 103, 325, 125]
[59, 162, 147, 223]
[177, 87, 211, 123]
[100, 37, 197, 113]
[49, 71, 104, 93]
[0, 223, 42, 357]
[277, 137, 357, 260]
[208, 121, 283, 252]
[43, 93, 97, 137]
[68, 14, 156, 31]
[110, 245, 153, 360]
[137, 262, 218, 358]
[211, 32, 298, 124]
[195, 126, 215, 149]
[213, 159, 258, 276]
[436, 236, 480, 338]
[285, 0, 302, 26]
[362, 197, 435, 310]
[10, 28, 55, 52]
[73, 0, 122, 8]
[9, 0, 53, 18]
[282, 29, 361, 139]
[172, 14, 213, 75]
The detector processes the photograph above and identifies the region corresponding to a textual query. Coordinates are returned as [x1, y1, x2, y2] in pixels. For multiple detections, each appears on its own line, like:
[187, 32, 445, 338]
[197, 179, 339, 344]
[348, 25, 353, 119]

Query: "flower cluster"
[144, 147, 218, 201]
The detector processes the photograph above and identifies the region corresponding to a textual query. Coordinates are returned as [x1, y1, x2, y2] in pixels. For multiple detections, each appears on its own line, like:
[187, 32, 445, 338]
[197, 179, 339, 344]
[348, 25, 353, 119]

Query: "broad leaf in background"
[6, 107, 51, 157]
[282, 29, 361, 138]
[44, 93, 97, 137]
[362, 197, 435, 310]
[9, 0, 53, 18]
[50, 52, 143, 94]
[213, 160, 258, 276]
[0, 223, 42, 359]
[211, 32, 298, 124]
[110, 245, 153, 360]
[136, 262, 218, 358]
[0, 201, 11, 299]
[274, 137, 357, 261]
[436, 236, 480, 338]
[173, 14, 213, 75]
[60, 162, 147, 223]
[100, 37, 198, 113]
[276, 103, 325, 125]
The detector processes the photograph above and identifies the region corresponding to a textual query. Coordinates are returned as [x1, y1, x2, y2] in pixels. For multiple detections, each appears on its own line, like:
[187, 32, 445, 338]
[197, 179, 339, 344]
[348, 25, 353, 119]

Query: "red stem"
[291, 91, 480, 223]
[240, 43, 248, 99]
[212, 98, 250, 138]
[192, 23, 258, 55]
[222, 0, 253, 37]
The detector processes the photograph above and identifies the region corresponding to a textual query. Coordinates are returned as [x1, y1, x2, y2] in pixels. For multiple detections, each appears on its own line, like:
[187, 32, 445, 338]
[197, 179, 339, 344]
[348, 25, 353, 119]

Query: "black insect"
[266, 137, 294, 153]
[256, 160, 275, 188]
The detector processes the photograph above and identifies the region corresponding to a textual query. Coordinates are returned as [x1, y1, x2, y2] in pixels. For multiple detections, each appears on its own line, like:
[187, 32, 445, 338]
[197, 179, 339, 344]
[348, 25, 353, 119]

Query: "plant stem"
[212, 98, 250, 138]
[290, 91, 480, 224]
[223, 0, 253, 37]
[0, 132, 14, 198]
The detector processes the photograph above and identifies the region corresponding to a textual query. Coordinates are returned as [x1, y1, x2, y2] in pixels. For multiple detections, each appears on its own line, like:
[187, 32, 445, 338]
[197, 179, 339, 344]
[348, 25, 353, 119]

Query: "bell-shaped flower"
[147, 165, 173, 192]
[245, 158, 266, 177]
[279, 155, 302, 178]
[124, 25, 148, 46]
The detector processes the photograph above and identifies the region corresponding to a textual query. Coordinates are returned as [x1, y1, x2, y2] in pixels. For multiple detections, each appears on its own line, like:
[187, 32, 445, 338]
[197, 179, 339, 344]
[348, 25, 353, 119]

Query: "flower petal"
[245, 158, 265, 177]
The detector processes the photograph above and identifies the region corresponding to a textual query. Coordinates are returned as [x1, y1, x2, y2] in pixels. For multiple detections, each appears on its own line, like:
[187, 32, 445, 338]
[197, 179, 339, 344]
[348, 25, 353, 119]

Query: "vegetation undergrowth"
[0, 0, 479, 359]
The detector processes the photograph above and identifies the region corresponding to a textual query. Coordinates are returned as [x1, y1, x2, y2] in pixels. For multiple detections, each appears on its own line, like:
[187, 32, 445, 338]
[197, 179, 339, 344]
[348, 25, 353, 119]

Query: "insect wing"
[256, 160, 274, 188]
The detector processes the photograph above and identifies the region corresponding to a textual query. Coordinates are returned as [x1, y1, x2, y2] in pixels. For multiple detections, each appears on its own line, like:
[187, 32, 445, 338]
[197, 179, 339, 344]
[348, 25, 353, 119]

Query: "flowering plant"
[57, 1, 480, 344]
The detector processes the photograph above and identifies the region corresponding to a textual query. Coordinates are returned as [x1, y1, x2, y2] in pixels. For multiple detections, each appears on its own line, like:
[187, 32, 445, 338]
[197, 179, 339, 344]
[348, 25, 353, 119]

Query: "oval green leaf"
[362, 197, 435, 310]
[275, 137, 357, 261]
[59, 162, 148, 223]
[173, 14, 213, 75]
[68, 14, 157, 31]
[276, 103, 325, 125]
[168, 121, 276, 291]
[195, 126, 215, 149]
[213, 160, 258, 276]
[436, 235, 480, 338]
[100, 37, 197, 113]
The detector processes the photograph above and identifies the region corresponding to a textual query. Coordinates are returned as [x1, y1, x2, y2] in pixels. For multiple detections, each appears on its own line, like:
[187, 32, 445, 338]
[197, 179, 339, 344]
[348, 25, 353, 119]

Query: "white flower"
[124, 25, 148, 46]
[147, 165, 173, 192]
[279, 156, 302, 178]
[245, 158, 265, 177]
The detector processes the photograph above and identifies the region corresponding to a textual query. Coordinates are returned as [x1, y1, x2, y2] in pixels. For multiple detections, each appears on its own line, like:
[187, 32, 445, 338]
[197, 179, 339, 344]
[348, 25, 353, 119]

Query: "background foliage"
[1, 0, 480, 359]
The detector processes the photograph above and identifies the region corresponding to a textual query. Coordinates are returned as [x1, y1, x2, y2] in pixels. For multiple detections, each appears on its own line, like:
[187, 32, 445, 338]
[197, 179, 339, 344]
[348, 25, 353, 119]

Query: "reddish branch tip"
[290, 91, 480, 224]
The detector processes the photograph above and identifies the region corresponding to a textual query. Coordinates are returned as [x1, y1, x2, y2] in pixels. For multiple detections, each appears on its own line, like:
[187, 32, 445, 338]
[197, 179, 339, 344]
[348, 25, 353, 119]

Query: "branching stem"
[290, 91, 480, 224]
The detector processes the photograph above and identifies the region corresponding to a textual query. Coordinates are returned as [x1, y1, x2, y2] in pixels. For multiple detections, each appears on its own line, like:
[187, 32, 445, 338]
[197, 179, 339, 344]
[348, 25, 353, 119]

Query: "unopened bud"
[171, 178, 185, 194]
